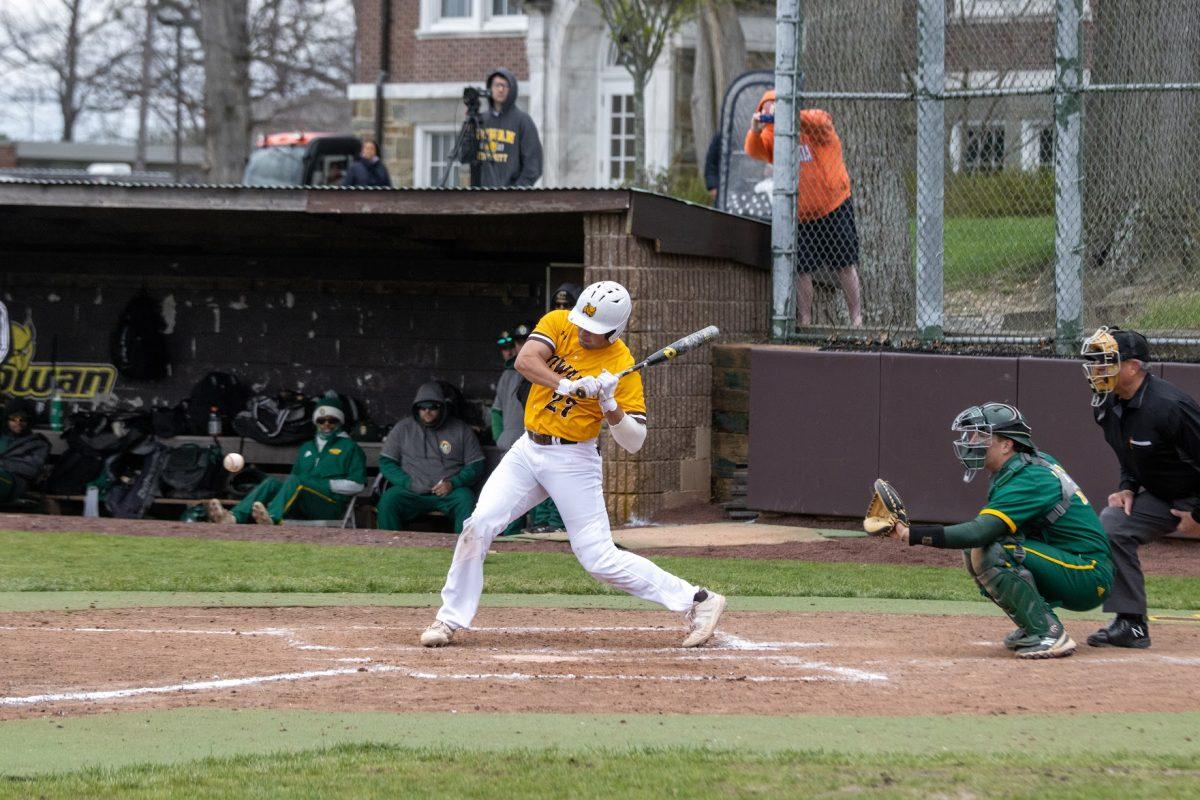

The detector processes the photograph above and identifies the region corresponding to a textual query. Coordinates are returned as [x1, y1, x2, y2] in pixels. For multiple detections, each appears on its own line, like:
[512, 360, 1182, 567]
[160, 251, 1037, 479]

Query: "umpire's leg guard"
[965, 542, 1062, 639]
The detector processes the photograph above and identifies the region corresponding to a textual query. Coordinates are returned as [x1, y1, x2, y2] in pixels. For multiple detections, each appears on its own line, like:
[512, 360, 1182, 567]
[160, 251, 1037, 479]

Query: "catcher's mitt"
[863, 479, 908, 536]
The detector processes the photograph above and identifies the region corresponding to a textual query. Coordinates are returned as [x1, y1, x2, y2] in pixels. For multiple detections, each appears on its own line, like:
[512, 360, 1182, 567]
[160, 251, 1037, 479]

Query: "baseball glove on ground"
[863, 479, 908, 537]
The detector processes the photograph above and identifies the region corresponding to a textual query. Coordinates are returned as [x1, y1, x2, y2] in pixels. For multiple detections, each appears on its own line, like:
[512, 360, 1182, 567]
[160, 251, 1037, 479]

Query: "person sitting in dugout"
[0, 398, 50, 504]
[376, 382, 485, 533]
[888, 402, 1113, 660]
[206, 396, 366, 525]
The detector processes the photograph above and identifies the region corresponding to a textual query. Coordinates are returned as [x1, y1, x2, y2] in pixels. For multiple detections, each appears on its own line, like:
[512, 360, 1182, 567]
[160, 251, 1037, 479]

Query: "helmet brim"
[568, 308, 613, 335]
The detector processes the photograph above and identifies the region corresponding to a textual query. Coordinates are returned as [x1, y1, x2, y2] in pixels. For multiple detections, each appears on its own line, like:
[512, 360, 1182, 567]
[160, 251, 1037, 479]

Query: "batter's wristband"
[908, 524, 945, 548]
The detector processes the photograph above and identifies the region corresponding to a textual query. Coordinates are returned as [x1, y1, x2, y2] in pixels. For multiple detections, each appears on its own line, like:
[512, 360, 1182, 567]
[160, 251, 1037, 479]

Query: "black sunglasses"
[315, 417, 340, 425]
[416, 402, 441, 411]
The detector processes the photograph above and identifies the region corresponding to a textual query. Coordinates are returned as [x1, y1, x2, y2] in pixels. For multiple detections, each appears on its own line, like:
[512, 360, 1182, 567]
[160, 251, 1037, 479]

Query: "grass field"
[5, 530, 1200, 608]
[4, 527, 1200, 797]
[943, 215, 1054, 288]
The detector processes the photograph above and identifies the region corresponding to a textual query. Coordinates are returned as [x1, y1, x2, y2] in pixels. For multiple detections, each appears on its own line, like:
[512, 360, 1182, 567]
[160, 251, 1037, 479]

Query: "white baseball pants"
[434, 434, 699, 629]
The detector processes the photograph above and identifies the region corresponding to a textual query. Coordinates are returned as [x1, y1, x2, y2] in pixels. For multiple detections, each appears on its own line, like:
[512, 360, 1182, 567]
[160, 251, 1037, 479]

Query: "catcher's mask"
[951, 403, 1034, 483]
[1080, 326, 1149, 407]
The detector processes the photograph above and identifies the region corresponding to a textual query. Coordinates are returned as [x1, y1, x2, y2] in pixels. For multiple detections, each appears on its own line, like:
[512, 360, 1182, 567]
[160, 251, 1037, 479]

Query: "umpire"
[1081, 326, 1200, 649]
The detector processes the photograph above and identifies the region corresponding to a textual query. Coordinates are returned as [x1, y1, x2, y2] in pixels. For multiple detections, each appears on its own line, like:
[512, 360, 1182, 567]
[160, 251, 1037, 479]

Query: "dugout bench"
[18, 431, 503, 531]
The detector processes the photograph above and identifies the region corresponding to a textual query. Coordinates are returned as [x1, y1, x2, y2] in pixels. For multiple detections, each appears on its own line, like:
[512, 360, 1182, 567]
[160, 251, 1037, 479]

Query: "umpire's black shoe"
[1086, 617, 1151, 649]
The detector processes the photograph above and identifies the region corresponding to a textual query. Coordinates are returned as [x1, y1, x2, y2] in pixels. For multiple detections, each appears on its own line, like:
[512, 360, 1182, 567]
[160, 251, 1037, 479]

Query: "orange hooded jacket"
[743, 90, 851, 221]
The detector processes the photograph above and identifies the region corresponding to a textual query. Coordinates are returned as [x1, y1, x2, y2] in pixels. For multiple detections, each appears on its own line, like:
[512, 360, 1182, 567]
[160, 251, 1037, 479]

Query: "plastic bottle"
[49, 391, 64, 432]
[207, 406, 222, 436]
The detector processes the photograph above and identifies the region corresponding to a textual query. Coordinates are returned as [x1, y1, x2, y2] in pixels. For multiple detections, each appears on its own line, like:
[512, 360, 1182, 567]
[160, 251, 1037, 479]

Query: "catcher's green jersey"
[980, 452, 1110, 564]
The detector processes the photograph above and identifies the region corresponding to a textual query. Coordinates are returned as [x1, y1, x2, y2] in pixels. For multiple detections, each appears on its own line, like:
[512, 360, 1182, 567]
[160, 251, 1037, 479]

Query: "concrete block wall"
[582, 212, 769, 521]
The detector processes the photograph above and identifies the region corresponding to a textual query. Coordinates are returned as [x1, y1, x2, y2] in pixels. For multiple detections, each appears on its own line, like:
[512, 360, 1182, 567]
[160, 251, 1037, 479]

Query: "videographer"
[466, 68, 542, 188]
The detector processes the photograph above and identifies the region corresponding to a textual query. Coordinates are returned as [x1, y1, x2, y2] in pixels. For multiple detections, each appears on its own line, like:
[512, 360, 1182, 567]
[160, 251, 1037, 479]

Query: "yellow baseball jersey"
[523, 310, 647, 441]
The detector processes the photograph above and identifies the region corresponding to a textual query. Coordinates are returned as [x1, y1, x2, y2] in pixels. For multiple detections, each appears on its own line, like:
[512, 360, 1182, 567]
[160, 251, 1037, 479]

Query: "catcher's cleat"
[1003, 627, 1041, 651]
[205, 498, 235, 524]
[682, 589, 726, 648]
[1087, 617, 1151, 649]
[250, 501, 274, 526]
[1015, 628, 1076, 659]
[420, 620, 457, 647]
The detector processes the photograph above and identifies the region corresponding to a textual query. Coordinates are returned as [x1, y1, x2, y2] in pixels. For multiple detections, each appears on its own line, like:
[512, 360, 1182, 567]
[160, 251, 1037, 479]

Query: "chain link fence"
[741, 0, 1200, 359]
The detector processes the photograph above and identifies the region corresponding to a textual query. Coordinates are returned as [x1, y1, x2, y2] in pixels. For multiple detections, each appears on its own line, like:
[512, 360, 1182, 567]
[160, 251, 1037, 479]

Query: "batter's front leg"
[432, 439, 547, 632]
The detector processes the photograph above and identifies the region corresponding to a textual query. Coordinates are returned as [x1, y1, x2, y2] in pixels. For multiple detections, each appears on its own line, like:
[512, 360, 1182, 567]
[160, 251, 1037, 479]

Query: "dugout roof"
[0, 182, 768, 270]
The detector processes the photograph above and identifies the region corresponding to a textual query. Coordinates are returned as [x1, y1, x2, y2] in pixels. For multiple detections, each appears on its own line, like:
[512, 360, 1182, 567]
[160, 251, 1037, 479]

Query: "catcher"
[865, 402, 1113, 659]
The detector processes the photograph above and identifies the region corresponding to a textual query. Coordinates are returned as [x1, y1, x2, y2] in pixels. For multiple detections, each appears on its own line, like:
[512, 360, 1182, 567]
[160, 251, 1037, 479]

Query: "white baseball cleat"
[250, 501, 274, 526]
[420, 620, 457, 647]
[682, 589, 726, 648]
[205, 498, 235, 524]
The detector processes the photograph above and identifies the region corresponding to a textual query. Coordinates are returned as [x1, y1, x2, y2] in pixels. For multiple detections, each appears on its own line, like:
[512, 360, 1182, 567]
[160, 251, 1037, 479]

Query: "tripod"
[441, 107, 485, 188]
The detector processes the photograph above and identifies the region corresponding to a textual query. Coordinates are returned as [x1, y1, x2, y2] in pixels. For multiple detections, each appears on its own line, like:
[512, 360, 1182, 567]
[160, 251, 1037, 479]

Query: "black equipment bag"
[160, 442, 226, 499]
[110, 291, 171, 381]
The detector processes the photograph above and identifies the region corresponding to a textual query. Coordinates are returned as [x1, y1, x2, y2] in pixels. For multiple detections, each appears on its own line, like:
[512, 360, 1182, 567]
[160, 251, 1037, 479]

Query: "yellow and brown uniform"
[524, 310, 647, 440]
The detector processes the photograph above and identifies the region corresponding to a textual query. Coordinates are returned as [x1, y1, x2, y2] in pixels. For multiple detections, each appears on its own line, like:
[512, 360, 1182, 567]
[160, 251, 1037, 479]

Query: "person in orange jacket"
[744, 90, 863, 327]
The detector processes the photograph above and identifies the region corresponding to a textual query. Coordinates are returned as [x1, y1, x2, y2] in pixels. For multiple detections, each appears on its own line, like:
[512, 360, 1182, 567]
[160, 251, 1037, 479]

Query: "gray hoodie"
[475, 68, 543, 188]
[381, 383, 485, 494]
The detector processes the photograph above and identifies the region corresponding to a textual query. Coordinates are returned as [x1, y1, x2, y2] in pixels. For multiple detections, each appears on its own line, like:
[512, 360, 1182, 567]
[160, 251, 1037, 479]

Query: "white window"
[600, 92, 635, 185]
[419, 0, 527, 36]
[951, 0, 1092, 20]
[963, 123, 1006, 172]
[1020, 120, 1054, 171]
[415, 126, 466, 187]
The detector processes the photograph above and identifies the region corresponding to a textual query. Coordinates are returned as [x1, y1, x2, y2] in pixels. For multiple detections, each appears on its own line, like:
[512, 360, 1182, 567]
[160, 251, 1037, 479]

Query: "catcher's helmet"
[951, 402, 1035, 483]
[568, 280, 632, 343]
[1080, 326, 1150, 407]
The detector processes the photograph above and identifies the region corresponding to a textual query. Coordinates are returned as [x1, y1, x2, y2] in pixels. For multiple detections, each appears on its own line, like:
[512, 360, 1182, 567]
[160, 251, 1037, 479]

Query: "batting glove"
[597, 370, 619, 413]
[572, 375, 601, 399]
[556, 378, 575, 397]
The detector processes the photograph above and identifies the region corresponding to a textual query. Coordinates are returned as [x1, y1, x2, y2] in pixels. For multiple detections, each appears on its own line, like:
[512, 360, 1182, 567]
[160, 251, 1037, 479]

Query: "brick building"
[348, 0, 775, 188]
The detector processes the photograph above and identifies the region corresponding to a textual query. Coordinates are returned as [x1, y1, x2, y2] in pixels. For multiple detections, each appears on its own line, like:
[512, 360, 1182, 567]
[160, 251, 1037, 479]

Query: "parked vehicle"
[242, 131, 361, 186]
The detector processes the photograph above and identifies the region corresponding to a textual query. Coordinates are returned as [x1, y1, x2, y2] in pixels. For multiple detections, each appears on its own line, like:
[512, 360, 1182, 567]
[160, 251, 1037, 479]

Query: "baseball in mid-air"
[223, 452, 245, 473]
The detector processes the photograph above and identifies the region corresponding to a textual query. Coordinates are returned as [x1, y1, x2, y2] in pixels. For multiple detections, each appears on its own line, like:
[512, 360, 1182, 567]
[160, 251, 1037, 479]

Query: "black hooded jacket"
[474, 68, 543, 188]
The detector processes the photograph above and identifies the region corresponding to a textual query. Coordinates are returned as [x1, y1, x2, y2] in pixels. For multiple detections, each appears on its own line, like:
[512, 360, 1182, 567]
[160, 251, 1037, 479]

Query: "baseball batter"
[420, 281, 726, 648]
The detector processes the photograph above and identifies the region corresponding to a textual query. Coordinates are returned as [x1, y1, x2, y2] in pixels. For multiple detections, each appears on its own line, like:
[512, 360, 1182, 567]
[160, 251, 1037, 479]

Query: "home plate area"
[3, 606, 1199, 720]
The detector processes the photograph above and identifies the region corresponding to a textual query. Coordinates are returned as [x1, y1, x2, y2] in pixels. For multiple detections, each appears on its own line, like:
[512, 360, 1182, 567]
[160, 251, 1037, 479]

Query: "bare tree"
[594, 0, 695, 185]
[690, 0, 745, 166]
[1084, 0, 1200, 297]
[199, 0, 252, 181]
[0, 0, 136, 142]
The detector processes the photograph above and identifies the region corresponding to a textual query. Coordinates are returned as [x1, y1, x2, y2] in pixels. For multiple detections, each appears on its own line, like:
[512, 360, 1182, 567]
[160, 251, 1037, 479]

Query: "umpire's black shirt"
[1094, 373, 1200, 507]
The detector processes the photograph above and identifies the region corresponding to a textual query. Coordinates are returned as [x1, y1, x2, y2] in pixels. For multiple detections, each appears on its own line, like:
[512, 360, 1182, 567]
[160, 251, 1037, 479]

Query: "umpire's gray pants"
[1100, 491, 1197, 615]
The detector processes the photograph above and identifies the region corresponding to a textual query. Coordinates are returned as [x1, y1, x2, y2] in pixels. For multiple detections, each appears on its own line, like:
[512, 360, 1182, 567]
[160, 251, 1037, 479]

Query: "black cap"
[513, 321, 535, 341]
[1111, 328, 1151, 362]
[4, 397, 35, 422]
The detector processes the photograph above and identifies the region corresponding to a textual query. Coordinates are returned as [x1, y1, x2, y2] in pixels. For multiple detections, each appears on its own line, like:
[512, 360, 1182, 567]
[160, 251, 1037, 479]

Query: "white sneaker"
[250, 501, 274, 525]
[682, 590, 726, 648]
[205, 498, 235, 524]
[420, 620, 457, 647]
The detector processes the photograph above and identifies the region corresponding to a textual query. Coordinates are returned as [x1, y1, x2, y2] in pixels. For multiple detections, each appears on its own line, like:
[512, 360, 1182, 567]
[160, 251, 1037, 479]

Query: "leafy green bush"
[944, 169, 1055, 217]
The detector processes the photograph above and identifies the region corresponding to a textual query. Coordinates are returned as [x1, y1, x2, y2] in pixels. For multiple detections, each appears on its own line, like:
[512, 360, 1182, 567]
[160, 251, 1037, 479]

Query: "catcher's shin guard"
[965, 543, 1061, 639]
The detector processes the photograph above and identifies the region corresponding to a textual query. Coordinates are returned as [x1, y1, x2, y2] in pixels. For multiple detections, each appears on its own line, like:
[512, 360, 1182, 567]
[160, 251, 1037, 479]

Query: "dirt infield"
[5, 605, 1200, 723]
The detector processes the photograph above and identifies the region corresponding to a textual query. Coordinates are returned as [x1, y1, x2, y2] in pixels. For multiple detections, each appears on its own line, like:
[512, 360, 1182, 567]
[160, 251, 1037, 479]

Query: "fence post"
[915, 0, 945, 342]
[770, 0, 802, 341]
[1054, 0, 1084, 354]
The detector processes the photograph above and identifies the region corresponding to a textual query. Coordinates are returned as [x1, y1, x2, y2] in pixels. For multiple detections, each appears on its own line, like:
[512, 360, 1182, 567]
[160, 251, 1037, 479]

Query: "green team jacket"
[934, 451, 1112, 566]
[291, 431, 367, 500]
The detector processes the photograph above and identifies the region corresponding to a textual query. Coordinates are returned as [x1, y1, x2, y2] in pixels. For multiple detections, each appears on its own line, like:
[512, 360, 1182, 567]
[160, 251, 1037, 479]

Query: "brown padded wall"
[746, 349, 880, 514]
[877, 353, 1018, 521]
[746, 350, 1198, 521]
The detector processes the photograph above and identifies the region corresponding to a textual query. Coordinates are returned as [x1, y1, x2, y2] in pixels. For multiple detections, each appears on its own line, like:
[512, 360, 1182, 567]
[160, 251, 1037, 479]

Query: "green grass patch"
[3, 530, 1200, 608]
[4, 745, 1199, 800]
[1137, 291, 1200, 330]
[943, 215, 1054, 288]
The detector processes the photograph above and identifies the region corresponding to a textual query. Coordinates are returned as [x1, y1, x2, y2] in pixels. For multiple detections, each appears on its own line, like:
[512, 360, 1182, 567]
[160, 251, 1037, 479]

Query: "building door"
[596, 74, 635, 186]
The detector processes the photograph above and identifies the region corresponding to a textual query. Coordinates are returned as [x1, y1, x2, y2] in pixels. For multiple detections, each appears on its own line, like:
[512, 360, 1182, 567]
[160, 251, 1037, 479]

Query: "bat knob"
[573, 389, 586, 398]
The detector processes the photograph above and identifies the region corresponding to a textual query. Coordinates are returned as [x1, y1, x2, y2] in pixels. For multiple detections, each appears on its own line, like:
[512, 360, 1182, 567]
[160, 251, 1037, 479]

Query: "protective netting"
[720, 0, 1200, 360]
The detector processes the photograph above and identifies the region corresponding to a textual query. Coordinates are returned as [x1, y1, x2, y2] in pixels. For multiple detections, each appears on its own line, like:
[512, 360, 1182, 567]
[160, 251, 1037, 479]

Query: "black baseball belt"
[527, 430, 578, 446]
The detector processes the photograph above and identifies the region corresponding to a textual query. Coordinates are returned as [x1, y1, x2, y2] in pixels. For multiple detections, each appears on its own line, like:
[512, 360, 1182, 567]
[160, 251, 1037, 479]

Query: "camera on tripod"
[463, 86, 491, 114]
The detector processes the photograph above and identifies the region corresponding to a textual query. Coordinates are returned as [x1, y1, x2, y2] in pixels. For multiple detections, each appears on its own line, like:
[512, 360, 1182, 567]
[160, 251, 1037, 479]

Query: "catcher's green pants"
[376, 486, 475, 533]
[1001, 541, 1113, 612]
[231, 476, 347, 524]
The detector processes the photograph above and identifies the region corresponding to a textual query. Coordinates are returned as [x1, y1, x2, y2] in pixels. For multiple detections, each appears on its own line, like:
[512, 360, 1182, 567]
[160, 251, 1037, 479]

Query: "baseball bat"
[573, 325, 720, 397]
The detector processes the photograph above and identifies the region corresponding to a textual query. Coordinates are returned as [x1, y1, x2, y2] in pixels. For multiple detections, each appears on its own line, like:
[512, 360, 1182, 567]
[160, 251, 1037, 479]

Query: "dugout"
[0, 181, 770, 520]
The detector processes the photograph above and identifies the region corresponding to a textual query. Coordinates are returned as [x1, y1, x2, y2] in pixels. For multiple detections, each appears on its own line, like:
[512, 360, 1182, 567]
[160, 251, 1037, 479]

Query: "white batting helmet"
[568, 281, 632, 342]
